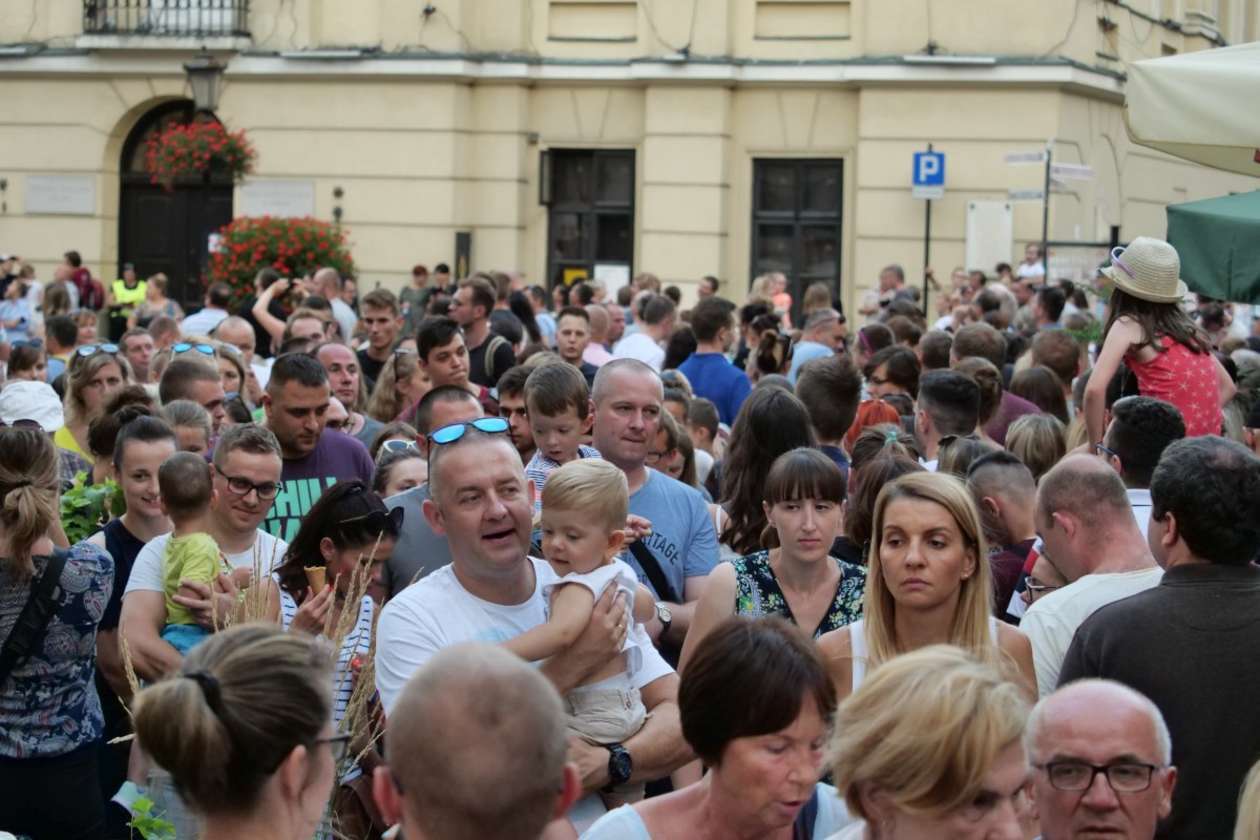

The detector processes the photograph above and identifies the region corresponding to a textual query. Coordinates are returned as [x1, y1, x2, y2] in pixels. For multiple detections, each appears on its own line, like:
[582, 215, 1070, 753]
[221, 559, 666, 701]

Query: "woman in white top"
[824, 645, 1032, 840]
[264, 479, 401, 838]
[581, 617, 853, 840]
[818, 472, 1035, 701]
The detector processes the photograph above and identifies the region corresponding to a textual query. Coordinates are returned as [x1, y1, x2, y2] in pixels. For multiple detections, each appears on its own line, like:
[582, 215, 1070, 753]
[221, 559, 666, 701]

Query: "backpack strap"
[0, 548, 70, 689]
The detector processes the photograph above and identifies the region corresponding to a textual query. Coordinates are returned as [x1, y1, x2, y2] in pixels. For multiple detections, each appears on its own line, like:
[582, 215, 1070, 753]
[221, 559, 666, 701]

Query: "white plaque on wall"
[25, 175, 96, 215]
[239, 180, 316, 218]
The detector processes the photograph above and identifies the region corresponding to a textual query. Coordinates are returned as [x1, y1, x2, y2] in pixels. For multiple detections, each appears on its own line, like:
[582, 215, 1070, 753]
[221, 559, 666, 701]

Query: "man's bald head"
[585, 303, 610, 342]
[1027, 680, 1175, 840]
[1036, 453, 1131, 532]
[382, 644, 575, 840]
[591, 357, 661, 405]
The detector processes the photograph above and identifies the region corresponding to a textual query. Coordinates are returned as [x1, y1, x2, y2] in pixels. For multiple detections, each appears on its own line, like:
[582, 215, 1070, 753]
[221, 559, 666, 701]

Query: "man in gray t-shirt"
[384, 386, 484, 598]
[591, 359, 719, 648]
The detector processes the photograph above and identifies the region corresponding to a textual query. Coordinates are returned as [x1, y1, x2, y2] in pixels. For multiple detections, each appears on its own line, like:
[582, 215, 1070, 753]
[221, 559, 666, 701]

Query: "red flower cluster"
[144, 120, 256, 191]
[207, 216, 355, 309]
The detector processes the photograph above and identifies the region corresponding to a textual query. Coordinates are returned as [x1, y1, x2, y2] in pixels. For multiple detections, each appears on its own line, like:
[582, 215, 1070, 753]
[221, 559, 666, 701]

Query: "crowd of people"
[1, 237, 1259, 840]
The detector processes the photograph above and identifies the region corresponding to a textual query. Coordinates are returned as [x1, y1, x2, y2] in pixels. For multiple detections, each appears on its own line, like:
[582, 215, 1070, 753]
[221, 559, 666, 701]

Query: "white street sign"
[1050, 162, 1094, 180]
[1005, 151, 1048, 165]
[912, 185, 945, 200]
[1008, 188, 1045, 201]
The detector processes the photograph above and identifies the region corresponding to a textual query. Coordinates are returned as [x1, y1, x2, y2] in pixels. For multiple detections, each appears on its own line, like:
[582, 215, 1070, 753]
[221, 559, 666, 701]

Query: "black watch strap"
[604, 742, 633, 791]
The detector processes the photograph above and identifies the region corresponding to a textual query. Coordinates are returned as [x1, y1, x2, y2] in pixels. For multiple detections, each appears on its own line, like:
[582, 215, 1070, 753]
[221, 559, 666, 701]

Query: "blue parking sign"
[913, 151, 945, 187]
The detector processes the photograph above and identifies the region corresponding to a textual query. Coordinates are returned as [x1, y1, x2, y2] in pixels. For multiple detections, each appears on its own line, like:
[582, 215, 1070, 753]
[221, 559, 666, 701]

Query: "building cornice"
[0, 49, 1126, 101]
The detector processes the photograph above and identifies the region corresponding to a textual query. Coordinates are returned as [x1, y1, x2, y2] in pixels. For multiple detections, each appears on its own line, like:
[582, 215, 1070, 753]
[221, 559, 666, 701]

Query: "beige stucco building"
[1, 0, 1258, 314]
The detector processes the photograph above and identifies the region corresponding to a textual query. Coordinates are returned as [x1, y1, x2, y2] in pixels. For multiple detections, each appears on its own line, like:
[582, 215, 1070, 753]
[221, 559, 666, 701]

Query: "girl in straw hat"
[1084, 236, 1236, 444]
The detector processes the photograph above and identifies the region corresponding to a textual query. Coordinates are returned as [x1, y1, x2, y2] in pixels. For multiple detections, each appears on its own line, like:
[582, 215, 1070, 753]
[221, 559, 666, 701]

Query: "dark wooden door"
[118, 101, 234, 310]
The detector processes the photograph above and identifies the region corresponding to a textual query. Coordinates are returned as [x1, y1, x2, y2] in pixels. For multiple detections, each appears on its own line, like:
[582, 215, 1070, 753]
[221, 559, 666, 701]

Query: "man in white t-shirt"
[612, 293, 675, 371]
[375, 421, 689, 803]
[1097, 396, 1186, 540]
[1020, 455, 1163, 697]
[1015, 242, 1046, 280]
[120, 424, 287, 682]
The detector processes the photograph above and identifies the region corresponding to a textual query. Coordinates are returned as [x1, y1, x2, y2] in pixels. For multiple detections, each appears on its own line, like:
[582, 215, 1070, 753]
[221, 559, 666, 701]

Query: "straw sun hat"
[1099, 236, 1189, 304]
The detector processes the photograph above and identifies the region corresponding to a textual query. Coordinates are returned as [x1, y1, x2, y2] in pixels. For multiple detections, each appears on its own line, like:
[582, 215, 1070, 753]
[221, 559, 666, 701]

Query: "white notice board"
[25, 175, 96, 215]
[965, 201, 1014, 274]
[238, 180, 316, 218]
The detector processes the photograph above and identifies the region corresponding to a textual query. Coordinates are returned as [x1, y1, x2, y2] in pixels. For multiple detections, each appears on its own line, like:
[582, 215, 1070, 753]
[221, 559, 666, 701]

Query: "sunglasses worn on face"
[75, 343, 120, 358]
[173, 342, 216, 357]
[428, 417, 510, 446]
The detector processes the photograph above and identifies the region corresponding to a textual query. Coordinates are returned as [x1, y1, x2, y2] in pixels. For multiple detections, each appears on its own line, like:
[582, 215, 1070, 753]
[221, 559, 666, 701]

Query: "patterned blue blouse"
[0, 542, 113, 759]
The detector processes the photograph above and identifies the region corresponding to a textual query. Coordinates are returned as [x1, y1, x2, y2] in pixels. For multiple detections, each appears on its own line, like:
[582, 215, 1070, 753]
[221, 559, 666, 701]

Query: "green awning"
[1167, 190, 1260, 304]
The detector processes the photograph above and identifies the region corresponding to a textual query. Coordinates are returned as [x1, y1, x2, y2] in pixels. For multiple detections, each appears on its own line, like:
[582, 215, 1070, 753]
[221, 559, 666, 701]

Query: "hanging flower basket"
[207, 216, 355, 309]
[144, 119, 256, 190]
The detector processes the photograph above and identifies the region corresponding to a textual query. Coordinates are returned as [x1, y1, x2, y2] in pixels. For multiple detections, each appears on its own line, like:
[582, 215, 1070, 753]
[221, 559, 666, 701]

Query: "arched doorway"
[118, 100, 234, 311]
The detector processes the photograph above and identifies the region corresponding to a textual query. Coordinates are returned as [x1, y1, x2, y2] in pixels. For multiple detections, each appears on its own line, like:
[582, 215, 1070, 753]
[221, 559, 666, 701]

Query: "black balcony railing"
[84, 0, 250, 37]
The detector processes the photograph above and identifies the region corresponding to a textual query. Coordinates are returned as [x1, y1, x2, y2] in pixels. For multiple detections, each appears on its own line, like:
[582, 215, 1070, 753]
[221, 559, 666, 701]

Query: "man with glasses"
[261, 352, 373, 542]
[120, 424, 288, 682]
[375, 416, 688, 829]
[1095, 396, 1185, 539]
[1060, 437, 1260, 838]
[1028, 680, 1176, 839]
[1021, 455, 1161, 698]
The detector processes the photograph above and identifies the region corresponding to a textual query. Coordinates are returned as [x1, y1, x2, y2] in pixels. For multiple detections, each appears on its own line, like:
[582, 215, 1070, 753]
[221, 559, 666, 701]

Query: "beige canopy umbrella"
[1125, 40, 1260, 176]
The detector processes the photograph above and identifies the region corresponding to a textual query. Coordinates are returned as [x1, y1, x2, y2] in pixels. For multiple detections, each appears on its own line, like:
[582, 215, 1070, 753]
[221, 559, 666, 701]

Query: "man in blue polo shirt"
[677, 297, 750, 426]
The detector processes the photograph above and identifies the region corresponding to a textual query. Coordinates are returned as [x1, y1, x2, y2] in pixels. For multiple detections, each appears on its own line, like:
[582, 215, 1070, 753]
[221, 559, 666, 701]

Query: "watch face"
[610, 749, 633, 783]
[656, 603, 673, 623]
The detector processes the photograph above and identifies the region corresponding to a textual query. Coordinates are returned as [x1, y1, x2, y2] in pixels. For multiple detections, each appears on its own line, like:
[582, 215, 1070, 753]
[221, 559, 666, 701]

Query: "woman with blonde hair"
[367, 349, 431, 424]
[824, 645, 1031, 839]
[58, 344, 133, 463]
[0, 427, 114, 837]
[1235, 759, 1260, 840]
[1005, 413, 1067, 483]
[133, 623, 342, 840]
[818, 471, 1035, 701]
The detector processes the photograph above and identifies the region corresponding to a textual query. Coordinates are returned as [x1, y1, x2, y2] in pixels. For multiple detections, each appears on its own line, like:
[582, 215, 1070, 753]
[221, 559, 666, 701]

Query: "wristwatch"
[655, 601, 673, 634]
[605, 743, 633, 791]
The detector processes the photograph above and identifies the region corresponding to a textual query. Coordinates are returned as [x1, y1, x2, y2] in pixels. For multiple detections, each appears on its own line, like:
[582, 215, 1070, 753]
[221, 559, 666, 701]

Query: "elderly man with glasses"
[1028, 679, 1176, 839]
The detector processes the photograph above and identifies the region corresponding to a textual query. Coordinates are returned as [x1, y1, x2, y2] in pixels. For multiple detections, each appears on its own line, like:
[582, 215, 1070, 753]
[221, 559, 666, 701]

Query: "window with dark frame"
[545, 149, 634, 289]
[751, 159, 843, 321]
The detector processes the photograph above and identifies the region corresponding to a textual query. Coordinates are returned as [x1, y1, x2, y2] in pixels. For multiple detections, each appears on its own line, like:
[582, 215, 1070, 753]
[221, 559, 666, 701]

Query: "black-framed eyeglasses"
[75, 342, 120, 358]
[1094, 442, 1119, 460]
[428, 417, 510, 446]
[1036, 761, 1162, 793]
[1024, 576, 1060, 596]
[316, 732, 353, 766]
[219, 472, 281, 501]
[173, 342, 216, 357]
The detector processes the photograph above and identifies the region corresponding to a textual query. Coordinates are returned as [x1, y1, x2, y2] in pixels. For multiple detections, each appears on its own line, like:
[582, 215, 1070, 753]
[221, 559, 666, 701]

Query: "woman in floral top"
[679, 448, 865, 670]
[0, 427, 113, 838]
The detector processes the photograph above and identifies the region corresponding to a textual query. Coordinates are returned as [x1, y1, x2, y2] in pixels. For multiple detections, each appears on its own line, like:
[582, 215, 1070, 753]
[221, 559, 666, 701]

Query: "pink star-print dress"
[1125, 337, 1222, 437]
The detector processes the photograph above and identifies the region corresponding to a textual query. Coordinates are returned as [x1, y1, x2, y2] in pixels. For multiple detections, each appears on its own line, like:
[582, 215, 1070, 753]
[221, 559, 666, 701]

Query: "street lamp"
[183, 49, 227, 114]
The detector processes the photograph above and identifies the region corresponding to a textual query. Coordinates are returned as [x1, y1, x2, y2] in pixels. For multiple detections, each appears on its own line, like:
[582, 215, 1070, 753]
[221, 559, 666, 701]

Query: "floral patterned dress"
[0, 542, 112, 759]
[731, 550, 866, 637]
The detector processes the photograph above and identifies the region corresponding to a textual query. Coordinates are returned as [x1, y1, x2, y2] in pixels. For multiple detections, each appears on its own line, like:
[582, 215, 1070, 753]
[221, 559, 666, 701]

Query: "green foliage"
[59, 472, 123, 544]
[129, 796, 177, 840]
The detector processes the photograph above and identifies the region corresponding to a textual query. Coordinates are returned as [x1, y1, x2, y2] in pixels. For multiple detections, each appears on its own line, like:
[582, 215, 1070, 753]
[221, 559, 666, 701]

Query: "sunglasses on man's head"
[12, 339, 42, 349]
[173, 342, 216, 357]
[428, 417, 510, 446]
[75, 343, 119, 358]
